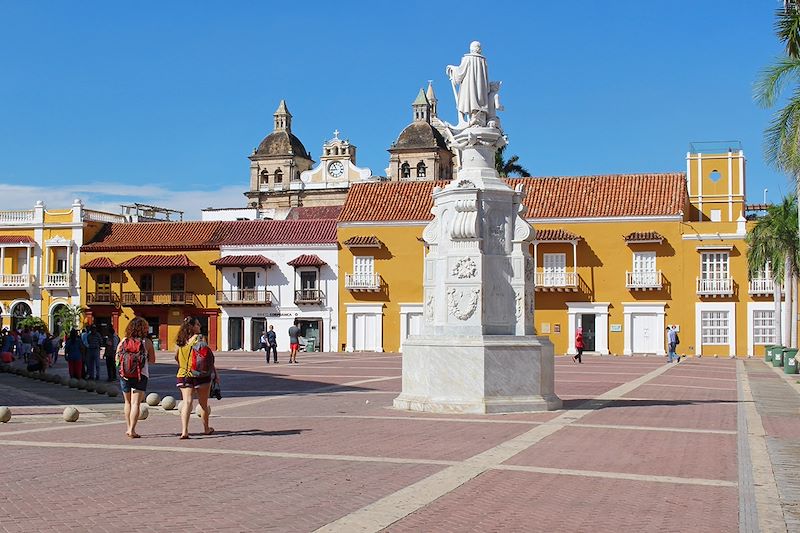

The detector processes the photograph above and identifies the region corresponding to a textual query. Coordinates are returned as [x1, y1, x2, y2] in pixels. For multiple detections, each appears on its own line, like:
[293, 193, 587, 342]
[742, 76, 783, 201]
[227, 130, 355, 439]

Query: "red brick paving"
[0, 353, 764, 531]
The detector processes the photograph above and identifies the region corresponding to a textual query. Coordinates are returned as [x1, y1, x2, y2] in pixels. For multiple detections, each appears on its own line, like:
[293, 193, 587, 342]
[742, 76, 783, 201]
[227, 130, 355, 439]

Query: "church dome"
[254, 131, 311, 159]
[394, 122, 448, 150]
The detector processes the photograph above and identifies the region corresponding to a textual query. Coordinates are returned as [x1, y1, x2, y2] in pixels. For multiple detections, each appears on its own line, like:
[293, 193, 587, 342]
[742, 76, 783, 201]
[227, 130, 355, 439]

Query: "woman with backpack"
[116, 317, 156, 439]
[175, 316, 215, 440]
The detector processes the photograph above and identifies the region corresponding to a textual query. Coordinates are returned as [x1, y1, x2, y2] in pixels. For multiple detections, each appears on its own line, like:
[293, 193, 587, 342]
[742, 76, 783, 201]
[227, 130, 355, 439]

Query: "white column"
[243, 316, 252, 351]
[220, 311, 229, 351]
[623, 311, 632, 355]
[0, 247, 5, 277]
[572, 241, 577, 272]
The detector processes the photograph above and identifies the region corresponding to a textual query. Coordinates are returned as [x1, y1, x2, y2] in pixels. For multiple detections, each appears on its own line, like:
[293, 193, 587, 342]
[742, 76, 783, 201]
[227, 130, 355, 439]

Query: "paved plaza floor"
[1, 351, 800, 532]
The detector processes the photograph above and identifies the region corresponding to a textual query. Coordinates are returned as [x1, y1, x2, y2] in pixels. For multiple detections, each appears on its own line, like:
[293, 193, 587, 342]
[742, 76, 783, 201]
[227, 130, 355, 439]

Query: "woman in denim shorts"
[117, 317, 156, 439]
[175, 317, 214, 439]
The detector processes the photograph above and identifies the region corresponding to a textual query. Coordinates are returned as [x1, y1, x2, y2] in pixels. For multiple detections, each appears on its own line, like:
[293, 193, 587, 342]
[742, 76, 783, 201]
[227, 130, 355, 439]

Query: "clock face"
[328, 161, 345, 178]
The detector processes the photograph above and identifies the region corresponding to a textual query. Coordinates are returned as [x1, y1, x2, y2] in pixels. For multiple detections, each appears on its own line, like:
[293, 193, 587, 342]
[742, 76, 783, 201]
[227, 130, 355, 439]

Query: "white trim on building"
[622, 302, 666, 356]
[345, 303, 384, 352]
[566, 302, 610, 355]
[695, 301, 736, 356]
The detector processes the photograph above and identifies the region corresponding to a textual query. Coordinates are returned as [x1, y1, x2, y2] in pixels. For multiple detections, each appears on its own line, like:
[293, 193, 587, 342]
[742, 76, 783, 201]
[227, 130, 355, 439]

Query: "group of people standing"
[62, 325, 120, 381]
[259, 320, 302, 365]
[1, 327, 61, 373]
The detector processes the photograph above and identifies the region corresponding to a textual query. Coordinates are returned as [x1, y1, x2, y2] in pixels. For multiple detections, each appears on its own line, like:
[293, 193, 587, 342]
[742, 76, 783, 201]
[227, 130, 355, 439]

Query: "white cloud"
[0, 182, 248, 220]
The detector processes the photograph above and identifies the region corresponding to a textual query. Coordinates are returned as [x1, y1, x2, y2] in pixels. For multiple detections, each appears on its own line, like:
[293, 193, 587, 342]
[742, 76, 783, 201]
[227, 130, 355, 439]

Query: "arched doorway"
[11, 302, 32, 331]
[50, 303, 67, 337]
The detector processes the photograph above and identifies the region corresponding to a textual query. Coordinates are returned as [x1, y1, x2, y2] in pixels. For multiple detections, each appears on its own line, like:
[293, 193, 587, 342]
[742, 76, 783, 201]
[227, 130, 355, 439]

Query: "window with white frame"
[701, 310, 729, 344]
[753, 310, 776, 345]
[542, 253, 566, 285]
[353, 256, 375, 284]
[633, 251, 656, 273]
[700, 252, 729, 280]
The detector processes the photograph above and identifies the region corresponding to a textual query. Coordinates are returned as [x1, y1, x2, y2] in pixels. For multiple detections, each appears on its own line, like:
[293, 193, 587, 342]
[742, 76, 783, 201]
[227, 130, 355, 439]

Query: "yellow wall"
[338, 225, 425, 352]
[80, 249, 222, 350]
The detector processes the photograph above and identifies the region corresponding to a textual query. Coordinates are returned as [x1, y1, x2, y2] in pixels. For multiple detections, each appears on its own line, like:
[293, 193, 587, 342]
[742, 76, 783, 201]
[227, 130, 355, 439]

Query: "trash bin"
[784, 349, 799, 374]
[152, 338, 161, 351]
[764, 345, 776, 362]
[768, 345, 783, 362]
[773, 347, 785, 367]
[305, 338, 316, 352]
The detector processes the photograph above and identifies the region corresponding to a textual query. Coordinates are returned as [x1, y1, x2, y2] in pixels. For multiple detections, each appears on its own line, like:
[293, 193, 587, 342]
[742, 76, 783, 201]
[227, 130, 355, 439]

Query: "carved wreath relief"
[424, 294, 435, 320]
[447, 287, 480, 320]
[515, 289, 523, 319]
[451, 257, 477, 279]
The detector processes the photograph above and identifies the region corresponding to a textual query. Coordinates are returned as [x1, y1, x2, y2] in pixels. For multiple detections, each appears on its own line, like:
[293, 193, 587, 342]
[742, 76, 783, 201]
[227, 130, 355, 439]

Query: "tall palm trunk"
[776, 281, 784, 346]
[786, 258, 793, 346]
[793, 274, 799, 347]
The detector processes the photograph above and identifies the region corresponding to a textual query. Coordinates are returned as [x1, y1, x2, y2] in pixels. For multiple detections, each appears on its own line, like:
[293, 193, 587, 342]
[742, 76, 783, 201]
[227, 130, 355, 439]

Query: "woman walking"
[573, 328, 584, 364]
[117, 317, 155, 439]
[175, 316, 215, 439]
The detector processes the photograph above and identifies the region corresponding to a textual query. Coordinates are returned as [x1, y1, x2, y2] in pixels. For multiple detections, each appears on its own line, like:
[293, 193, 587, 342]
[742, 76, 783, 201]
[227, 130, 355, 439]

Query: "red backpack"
[118, 337, 146, 380]
[187, 339, 214, 378]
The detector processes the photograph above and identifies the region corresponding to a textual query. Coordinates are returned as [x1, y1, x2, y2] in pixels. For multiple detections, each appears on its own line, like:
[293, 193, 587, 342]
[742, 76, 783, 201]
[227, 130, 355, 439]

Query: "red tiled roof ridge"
[117, 254, 198, 269]
[81, 257, 117, 269]
[340, 174, 687, 223]
[209, 255, 275, 267]
[0, 235, 36, 244]
[624, 231, 665, 242]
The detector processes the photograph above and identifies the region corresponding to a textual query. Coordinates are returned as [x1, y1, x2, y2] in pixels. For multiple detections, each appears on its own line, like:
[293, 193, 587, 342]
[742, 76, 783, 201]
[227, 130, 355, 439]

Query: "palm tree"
[755, 2, 800, 344]
[495, 145, 530, 177]
[746, 195, 800, 347]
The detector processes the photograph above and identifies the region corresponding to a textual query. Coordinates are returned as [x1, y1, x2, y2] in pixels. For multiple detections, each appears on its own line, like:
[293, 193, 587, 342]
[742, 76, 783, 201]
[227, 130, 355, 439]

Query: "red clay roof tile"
[339, 174, 686, 223]
[534, 229, 581, 241]
[342, 236, 383, 247]
[287, 254, 327, 267]
[81, 219, 338, 251]
[624, 231, 665, 242]
[117, 254, 198, 269]
[285, 205, 343, 220]
[0, 235, 35, 244]
[209, 255, 275, 267]
[81, 257, 117, 269]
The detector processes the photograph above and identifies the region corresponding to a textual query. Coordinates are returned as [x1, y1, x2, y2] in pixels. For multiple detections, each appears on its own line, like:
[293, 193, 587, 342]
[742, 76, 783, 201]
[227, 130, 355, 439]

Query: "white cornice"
[683, 234, 745, 241]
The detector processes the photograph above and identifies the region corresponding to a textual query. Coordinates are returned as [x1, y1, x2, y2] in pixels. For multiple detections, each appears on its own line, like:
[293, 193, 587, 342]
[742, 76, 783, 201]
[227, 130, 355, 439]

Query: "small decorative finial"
[333, 129, 340, 139]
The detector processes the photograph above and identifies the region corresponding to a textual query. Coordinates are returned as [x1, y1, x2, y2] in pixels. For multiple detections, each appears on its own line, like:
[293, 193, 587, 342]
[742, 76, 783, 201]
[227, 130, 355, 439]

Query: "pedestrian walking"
[666, 326, 678, 363]
[64, 329, 83, 379]
[86, 325, 103, 380]
[105, 328, 120, 381]
[573, 328, 584, 363]
[175, 316, 216, 439]
[288, 320, 301, 364]
[117, 317, 156, 439]
[265, 325, 278, 364]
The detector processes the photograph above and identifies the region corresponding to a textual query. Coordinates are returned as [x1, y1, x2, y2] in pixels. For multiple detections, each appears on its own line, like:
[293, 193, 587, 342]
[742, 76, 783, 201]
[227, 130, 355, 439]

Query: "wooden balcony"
[295, 289, 324, 304]
[86, 292, 120, 306]
[122, 291, 198, 306]
[696, 277, 733, 297]
[749, 278, 775, 296]
[345, 273, 381, 291]
[216, 289, 274, 306]
[626, 270, 663, 290]
[0, 273, 34, 289]
[534, 271, 579, 292]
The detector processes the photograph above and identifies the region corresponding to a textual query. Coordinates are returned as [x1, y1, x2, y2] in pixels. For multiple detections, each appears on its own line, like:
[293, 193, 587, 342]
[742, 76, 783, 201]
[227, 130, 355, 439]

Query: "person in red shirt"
[573, 328, 584, 363]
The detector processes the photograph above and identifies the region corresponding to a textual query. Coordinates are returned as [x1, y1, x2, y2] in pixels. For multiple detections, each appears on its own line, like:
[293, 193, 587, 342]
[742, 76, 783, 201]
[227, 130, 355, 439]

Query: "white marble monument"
[393, 42, 561, 414]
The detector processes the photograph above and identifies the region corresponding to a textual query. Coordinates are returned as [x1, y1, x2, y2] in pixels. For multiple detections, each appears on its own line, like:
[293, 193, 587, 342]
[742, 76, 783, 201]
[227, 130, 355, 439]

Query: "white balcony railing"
[0, 273, 33, 288]
[749, 278, 776, 295]
[535, 271, 579, 290]
[626, 270, 662, 290]
[0, 210, 34, 224]
[44, 273, 71, 287]
[696, 277, 733, 296]
[345, 272, 381, 291]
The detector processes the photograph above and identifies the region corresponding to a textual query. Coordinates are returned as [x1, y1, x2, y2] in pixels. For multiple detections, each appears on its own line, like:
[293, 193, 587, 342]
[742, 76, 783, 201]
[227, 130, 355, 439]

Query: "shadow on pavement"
[561, 398, 740, 410]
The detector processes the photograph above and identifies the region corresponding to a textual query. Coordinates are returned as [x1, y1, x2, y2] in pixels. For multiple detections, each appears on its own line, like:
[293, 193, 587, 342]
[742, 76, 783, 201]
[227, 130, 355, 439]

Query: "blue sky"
[0, 1, 791, 217]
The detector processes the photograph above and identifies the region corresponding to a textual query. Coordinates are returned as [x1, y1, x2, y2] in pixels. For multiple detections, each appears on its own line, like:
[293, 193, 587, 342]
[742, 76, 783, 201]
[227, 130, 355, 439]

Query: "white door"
[407, 313, 423, 338]
[543, 253, 566, 286]
[632, 313, 658, 353]
[353, 313, 376, 351]
[17, 250, 28, 274]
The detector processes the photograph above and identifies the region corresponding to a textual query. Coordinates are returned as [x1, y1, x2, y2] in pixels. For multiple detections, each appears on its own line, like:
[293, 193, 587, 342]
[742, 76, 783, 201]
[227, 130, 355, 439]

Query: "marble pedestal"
[393, 335, 562, 414]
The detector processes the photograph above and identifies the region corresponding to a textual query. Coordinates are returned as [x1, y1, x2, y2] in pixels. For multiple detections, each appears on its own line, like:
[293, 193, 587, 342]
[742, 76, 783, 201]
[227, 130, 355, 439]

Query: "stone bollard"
[63, 406, 79, 422]
[161, 396, 176, 410]
[138, 403, 149, 420]
[0, 406, 11, 423]
[146, 393, 160, 406]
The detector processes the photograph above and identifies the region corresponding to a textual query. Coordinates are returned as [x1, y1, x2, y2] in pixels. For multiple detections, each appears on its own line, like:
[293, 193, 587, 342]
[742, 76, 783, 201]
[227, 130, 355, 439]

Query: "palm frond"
[777, 3, 800, 58]
[763, 88, 800, 174]
[754, 57, 800, 108]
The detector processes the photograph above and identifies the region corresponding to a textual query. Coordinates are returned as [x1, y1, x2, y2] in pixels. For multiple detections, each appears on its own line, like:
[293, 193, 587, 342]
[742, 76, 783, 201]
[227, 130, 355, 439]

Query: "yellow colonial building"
[0, 200, 114, 333]
[338, 144, 774, 358]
